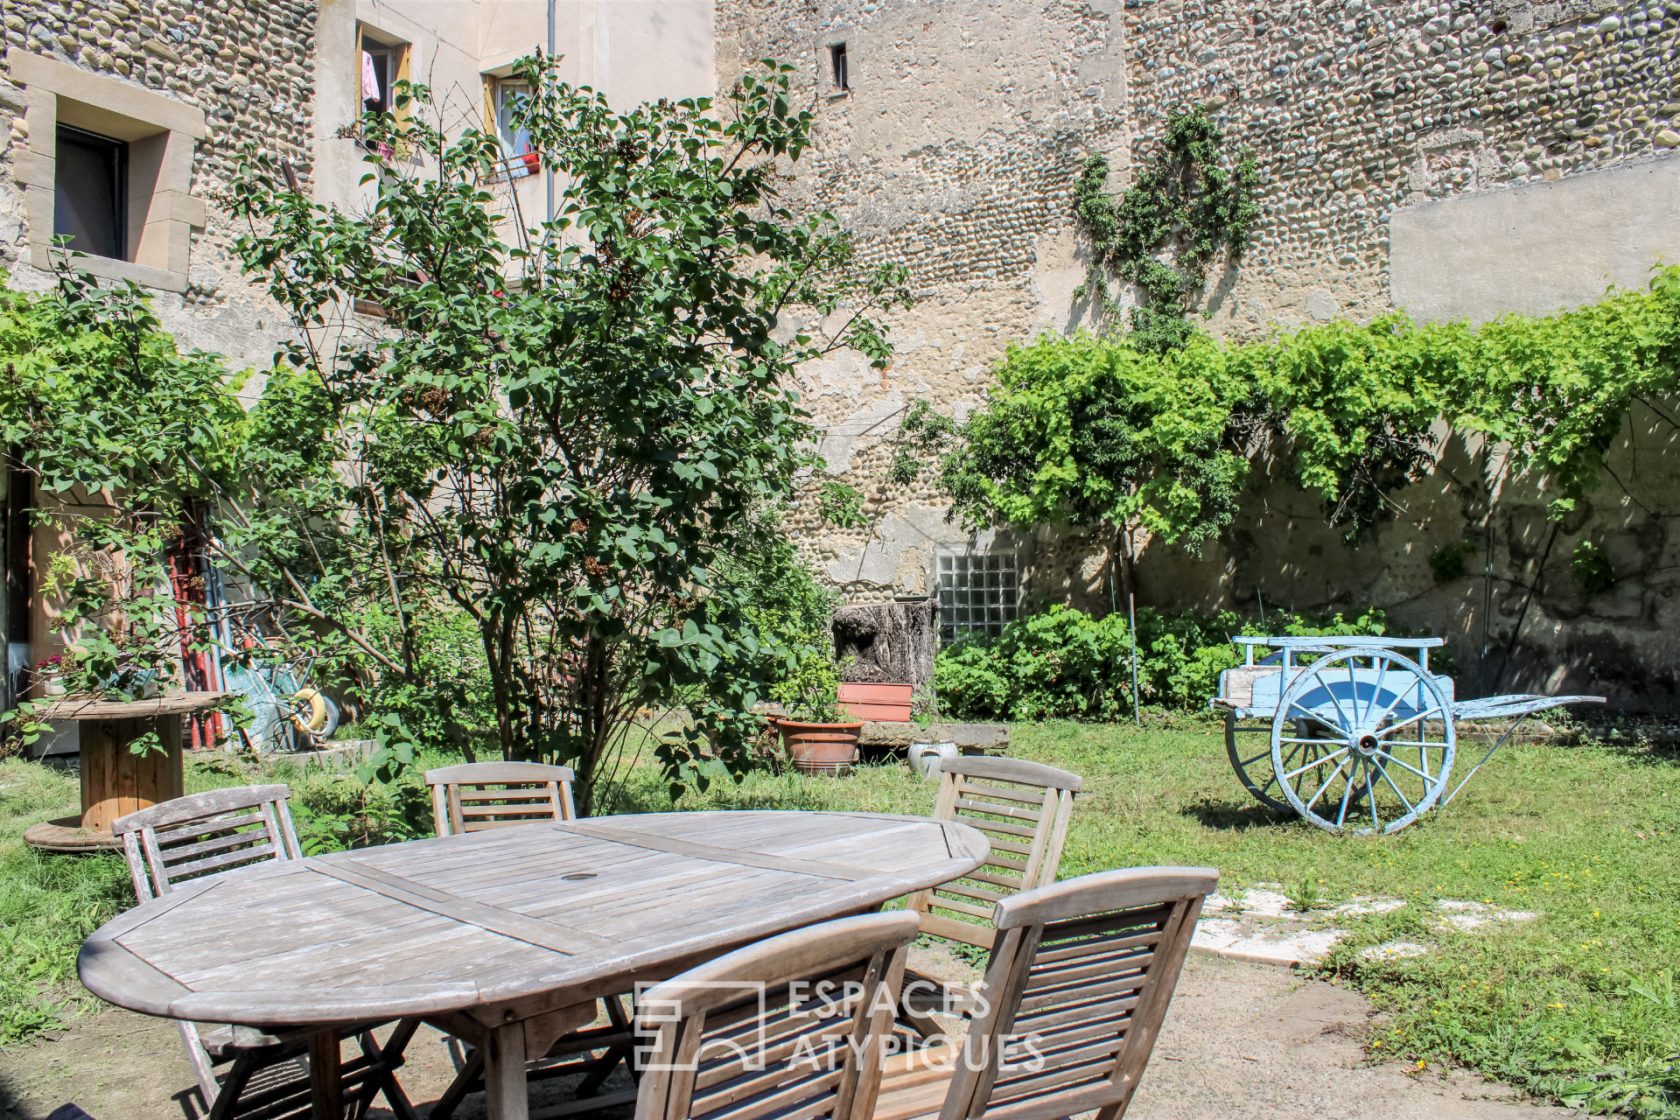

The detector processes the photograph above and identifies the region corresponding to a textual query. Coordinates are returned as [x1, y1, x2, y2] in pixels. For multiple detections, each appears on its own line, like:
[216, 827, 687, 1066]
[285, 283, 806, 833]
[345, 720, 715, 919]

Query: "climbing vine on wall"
[1075, 107, 1260, 354]
[932, 266, 1680, 567]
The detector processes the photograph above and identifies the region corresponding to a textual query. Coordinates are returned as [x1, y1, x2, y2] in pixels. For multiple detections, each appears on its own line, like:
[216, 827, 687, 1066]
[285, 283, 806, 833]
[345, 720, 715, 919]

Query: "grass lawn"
[1, 717, 1677, 1116]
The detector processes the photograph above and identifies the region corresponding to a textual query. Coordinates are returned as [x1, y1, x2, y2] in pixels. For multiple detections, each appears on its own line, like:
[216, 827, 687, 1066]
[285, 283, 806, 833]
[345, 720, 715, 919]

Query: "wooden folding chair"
[112, 785, 417, 1120]
[899, 757, 1083, 1035]
[425, 761, 578, 835]
[424, 761, 635, 1119]
[875, 866, 1218, 1120]
[633, 911, 920, 1120]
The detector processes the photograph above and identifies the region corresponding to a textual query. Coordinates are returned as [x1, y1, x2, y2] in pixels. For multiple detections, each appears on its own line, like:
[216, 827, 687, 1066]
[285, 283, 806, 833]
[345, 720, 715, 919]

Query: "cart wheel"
[1225, 712, 1294, 814]
[1269, 647, 1455, 835]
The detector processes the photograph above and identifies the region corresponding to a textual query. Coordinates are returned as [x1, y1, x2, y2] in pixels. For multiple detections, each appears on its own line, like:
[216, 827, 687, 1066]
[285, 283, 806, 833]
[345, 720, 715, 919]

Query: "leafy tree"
[0, 264, 467, 753]
[938, 269, 1680, 578]
[938, 333, 1250, 598]
[1239, 315, 1457, 538]
[227, 57, 906, 810]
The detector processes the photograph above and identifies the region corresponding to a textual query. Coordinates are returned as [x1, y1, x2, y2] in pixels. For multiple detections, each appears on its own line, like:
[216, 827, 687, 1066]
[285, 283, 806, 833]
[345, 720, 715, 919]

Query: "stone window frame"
[6, 50, 207, 293]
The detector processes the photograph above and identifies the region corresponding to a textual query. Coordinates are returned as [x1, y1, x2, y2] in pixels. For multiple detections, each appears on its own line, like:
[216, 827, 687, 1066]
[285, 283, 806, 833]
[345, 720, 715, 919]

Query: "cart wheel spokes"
[1226, 712, 1296, 813]
[1270, 647, 1455, 834]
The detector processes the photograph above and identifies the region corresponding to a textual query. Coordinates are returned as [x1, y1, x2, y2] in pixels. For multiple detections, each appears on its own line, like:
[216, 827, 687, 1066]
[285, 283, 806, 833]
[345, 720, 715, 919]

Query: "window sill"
[29, 244, 188, 293]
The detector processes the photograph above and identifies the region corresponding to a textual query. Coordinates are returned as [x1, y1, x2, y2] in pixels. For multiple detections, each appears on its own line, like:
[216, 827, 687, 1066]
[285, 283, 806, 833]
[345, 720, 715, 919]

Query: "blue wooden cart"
[1211, 636, 1602, 834]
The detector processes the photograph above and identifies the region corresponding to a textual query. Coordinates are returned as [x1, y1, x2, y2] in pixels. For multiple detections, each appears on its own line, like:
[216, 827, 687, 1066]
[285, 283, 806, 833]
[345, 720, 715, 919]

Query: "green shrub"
[934, 604, 1391, 720]
[289, 768, 433, 854]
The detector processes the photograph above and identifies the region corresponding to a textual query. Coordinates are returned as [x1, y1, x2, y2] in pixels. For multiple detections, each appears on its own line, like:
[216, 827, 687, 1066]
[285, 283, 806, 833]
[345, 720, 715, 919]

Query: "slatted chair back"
[633, 911, 919, 1120]
[907, 757, 1083, 950]
[426, 761, 578, 836]
[933, 867, 1217, 1120]
[112, 785, 302, 901]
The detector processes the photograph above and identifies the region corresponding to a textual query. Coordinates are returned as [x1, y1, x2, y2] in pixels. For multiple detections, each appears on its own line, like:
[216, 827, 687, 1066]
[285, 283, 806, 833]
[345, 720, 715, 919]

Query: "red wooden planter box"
[838, 682, 913, 723]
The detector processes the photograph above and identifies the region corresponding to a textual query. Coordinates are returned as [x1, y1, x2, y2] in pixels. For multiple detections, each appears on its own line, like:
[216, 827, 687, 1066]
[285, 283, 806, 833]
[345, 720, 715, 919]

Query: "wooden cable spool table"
[79, 809, 990, 1120]
[24, 691, 229, 853]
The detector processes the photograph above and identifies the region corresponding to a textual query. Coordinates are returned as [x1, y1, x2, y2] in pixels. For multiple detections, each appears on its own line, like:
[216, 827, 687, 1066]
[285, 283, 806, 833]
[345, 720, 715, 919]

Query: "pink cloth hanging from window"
[361, 50, 381, 104]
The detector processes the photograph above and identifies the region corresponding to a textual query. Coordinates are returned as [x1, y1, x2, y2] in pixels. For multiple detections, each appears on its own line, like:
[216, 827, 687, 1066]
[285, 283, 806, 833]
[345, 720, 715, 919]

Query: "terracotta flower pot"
[837, 682, 914, 723]
[775, 718, 863, 776]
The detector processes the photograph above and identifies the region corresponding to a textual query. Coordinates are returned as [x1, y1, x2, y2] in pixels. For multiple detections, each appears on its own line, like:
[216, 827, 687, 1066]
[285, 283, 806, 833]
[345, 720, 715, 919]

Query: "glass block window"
[937, 551, 1019, 641]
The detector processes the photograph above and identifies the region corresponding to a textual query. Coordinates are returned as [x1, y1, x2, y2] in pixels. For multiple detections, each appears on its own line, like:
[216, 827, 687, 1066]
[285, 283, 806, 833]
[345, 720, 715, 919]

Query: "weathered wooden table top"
[79, 810, 989, 1029]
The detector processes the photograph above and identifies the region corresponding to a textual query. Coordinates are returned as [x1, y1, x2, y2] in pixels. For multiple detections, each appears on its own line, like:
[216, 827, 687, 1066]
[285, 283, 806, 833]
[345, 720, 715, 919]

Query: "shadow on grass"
[1181, 797, 1295, 832]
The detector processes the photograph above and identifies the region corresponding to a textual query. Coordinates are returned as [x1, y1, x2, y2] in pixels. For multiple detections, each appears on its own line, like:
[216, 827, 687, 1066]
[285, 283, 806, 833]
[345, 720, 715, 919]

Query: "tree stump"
[832, 599, 938, 689]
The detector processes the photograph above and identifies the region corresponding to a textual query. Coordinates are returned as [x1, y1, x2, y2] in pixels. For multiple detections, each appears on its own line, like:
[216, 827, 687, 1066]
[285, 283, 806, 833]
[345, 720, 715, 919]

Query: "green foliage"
[938, 333, 1250, 564]
[715, 522, 842, 726]
[886, 400, 961, 486]
[1075, 107, 1260, 354]
[818, 481, 867, 528]
[937, 607, 1135, 722]
[1572, 540, 1617, 595]
[1239, 314, 1451, 535]
[934, 604, 1389, 720]
[1430, 539, 1477, 584]
[227, 57, 907, 811]
[289, 766, 433, 854]
[0, 270, 248, 711]
[942, 268, 1680, 548]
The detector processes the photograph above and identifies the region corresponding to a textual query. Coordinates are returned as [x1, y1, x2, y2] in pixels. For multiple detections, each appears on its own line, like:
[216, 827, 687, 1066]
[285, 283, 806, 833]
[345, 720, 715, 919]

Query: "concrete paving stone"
[1434, 900, 1540, 931]
[1222, 926, 1349, 967]
[1329, 896, 1407, 917]
[1361, 940, 1432, 961]
[1190, 916, 1247, 951]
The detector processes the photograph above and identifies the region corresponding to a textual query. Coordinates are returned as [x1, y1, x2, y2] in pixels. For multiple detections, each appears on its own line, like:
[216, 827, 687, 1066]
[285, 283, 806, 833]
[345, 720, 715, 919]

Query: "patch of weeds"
[0, 762, 133, 1042]
[1287, 877, 1325, 913]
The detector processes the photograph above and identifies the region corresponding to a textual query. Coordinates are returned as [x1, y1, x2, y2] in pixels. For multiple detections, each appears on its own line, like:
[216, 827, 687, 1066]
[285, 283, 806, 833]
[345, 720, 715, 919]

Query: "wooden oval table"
[79, 810, 989, 1120]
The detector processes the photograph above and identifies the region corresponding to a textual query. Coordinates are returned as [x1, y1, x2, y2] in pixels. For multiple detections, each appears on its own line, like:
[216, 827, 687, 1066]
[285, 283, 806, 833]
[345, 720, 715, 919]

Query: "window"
[830, 43, 849, 94]
[53, 125, 127, 261]
[494, 80, 536, 177]
[362, 44, 394, 112]
[357, 28, 409, 116]
[9, 49, 207, 293]
[937, 551, 1020, 642]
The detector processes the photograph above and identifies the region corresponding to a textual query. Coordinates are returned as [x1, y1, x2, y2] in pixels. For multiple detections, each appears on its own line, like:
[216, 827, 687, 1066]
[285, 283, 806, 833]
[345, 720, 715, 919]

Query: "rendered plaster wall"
[1133, 409, 1680, 709]
[1390, 156, 1680, 321]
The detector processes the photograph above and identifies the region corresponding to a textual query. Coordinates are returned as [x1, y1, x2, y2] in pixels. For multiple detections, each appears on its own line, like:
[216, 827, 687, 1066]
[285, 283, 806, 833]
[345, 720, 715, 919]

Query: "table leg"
[483, 1021, 530, 1120]
[309, 1029, 343, 1120]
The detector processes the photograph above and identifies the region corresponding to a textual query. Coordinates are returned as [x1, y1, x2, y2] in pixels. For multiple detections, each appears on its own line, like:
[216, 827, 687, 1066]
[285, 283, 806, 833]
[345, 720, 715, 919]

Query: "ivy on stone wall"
[936, 266, 1680, 568]
[1075, 107, 1260, 354]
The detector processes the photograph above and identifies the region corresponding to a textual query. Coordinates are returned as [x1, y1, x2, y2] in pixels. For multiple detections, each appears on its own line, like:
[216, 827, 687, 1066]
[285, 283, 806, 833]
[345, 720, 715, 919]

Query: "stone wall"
[1125, 0, 1680, 332]
[1, 0, 317, 369]
[715, 0, 1134, 599]
[717, 0, 1680, 705]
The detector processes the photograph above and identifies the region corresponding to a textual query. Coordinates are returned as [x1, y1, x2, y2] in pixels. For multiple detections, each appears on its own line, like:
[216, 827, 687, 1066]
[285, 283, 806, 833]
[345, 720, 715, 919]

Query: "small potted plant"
[30, 653, 73, 698]
[772, 651, 862, 776]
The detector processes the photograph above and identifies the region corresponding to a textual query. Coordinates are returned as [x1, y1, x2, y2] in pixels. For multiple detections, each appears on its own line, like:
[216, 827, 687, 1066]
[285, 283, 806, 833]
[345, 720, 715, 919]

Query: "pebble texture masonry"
[718, 1, 1680, 711]
[1, 0, 317, 364]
